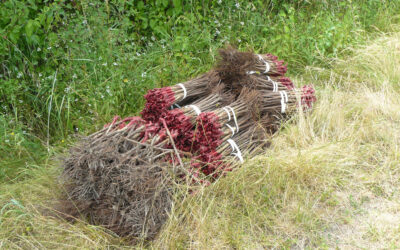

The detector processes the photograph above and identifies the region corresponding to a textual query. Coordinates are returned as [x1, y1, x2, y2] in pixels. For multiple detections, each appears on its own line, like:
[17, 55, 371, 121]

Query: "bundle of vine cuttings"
[59, 46, 316, 243]
[59, 120, 178, 241]
[140, 71, 221, 122]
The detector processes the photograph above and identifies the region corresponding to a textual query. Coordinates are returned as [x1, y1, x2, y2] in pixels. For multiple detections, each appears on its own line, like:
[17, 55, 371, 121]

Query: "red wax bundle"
[277, 76, 294, 90]
[265, 54, 288, 76]
[191, 112, 225, 176]
[301, 85, 317, 109]
[141, 87, 176, 122]
[161, 109, 196, 152]
[141, 122, 162, 142]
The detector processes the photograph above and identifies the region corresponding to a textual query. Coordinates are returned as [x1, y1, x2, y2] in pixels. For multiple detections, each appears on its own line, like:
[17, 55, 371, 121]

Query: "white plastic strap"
[227, 106, 239, 133]
[247, 70, 257, 75]
[257, 54, 270, 73]
[257, 54, 263, 61]
[228, 139, 235, 151]
[283, 91, 288, 103]
[266, 75, 278, 92]
[225, 124, 235, 137]
[223, 107, 231, 121]
[279, 91, 286, 113]
[177, 83, 187, 100]
[227, 139, 244, 163]
[264, 61, 271, 73]
[188, 105, 201, 115]
[175, 103, 182, 108]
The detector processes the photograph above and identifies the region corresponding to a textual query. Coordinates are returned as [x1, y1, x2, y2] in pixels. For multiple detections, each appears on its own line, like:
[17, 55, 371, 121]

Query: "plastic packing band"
[247, 70, 257, 75]
[283, 91, 288, 103]
[265, 75, 277, 92]
[177, 83, 187, 100]
[273, 81, 278, 92]
[226, 106, 239, 133]
[228, 139, 235, 151]
[264, 61, 271, 74]
[227, 139, 244, 163]
[257, 54, 270, 73]
[279, 91, 286, 113]
[225, 124, 235, 137]
[223, 107, 231, 121]
[188, 105, 201, 115]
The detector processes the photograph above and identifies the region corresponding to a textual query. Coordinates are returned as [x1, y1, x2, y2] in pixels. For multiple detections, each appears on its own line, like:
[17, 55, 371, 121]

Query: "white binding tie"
[257, 54, 270, 74]
[227, 106, 239, 133]
[266, 75, 278, 92]
[188, 105, 201, 115]
[225, 124, 235, 137]
[177, 83, 187, 100]
[283, 91, 288, 103]
[223, 107, 231, 121]
[279, 91, 287, 113]
[227, 139, 244, 163]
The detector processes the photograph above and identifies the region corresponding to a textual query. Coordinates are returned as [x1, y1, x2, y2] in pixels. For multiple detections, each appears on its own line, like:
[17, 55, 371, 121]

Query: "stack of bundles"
[59, 47, 316, 242]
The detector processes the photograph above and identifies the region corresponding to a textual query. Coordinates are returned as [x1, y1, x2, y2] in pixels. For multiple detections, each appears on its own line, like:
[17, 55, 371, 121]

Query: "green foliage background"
[0, 0, 399, 181]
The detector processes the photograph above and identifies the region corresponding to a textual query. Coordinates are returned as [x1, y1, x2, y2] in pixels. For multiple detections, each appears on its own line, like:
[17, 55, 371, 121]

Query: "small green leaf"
[25, 20, 35, 38]
[150, 19, 157, 29]
[137, 1, 145, 10]
[173, 0, 182, 9]
[284, 26, 290, 33]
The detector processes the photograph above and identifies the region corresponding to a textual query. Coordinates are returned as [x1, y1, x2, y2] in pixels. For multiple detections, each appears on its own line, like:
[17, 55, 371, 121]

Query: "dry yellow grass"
[1, 31, 399, 249]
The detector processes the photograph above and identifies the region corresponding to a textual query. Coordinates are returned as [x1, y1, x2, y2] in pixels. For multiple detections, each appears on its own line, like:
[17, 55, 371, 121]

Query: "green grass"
[1, 0, 400, 248]
[0, 116, 47, 183]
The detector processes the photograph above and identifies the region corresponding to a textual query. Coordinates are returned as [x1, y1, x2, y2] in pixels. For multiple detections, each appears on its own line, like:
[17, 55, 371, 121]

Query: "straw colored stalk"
[180, 92, 225, 120]
[238, 74, 291, 92]
[218, 114, 255, 141]
[216, 125, 269, 164]
[171, 70, 221, 105]
[202, 88, 258, 128]
[258, 89, 297, 115]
